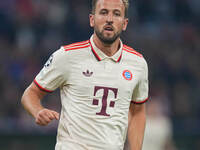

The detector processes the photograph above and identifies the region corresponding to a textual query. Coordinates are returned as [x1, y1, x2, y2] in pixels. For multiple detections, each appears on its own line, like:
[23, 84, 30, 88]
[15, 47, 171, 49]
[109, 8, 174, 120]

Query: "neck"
[93, 33, 120, 57]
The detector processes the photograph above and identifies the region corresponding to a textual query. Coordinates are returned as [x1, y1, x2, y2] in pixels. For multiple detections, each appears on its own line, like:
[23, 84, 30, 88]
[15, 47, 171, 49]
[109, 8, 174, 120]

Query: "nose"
[106, 13, 113, 23]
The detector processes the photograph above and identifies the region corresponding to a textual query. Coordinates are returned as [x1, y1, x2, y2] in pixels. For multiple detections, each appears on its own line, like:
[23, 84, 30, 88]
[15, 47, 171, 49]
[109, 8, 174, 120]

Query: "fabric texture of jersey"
[34, 35, 149, 150]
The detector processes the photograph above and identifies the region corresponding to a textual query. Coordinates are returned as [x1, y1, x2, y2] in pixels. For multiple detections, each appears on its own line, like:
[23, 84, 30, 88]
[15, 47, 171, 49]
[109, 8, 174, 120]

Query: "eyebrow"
[99, 8, 108, 12]
[113, 9, 121, 13]
[99, 8, 121, 13]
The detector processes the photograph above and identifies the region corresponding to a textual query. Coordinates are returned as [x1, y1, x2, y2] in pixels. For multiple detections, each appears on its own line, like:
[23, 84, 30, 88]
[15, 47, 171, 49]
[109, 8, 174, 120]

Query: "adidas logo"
[83, 70, 93, 77]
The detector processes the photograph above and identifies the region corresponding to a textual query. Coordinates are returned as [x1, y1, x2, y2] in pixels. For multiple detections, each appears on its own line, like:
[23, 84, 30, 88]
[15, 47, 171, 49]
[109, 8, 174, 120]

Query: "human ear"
[89, 14, 95, 27]
[122, 18, 129, 31]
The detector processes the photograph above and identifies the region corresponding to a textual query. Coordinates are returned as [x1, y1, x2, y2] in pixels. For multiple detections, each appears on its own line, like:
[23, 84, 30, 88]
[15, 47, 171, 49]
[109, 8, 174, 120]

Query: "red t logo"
[92, 86, 118, 116]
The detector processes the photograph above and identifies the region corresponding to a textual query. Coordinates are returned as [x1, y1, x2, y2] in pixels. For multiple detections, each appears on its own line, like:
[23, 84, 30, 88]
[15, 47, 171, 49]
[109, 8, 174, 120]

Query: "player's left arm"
[127, 102, 146, 150]
[127, 57, 148, 150]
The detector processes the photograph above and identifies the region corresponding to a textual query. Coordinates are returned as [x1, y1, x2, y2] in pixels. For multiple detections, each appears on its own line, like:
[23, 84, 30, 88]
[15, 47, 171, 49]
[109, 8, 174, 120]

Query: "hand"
[35, 108, 60, 126]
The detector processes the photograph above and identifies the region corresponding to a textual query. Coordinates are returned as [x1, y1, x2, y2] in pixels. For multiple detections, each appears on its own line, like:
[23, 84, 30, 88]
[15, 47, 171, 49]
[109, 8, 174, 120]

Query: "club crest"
[122, 70, 132, 80]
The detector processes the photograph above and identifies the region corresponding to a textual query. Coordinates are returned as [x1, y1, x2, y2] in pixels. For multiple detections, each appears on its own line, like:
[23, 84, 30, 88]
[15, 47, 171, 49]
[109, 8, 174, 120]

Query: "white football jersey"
[34, 35, 149, 150]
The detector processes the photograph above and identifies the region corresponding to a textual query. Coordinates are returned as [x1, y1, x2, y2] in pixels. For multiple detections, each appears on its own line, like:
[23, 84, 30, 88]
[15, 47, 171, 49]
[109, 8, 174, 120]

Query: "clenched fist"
[35, 108, 60, 126]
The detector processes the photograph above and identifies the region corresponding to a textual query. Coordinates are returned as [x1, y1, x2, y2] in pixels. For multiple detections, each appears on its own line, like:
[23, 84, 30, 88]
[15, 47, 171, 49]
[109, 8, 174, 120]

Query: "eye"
[100, 9, 108, 15]
[113, 10, 121, 17]
[114, 12, 121, 16]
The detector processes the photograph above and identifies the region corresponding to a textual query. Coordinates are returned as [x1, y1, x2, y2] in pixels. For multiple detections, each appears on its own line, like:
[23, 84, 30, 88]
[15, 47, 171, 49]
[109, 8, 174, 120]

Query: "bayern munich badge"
[122, 70, 133, 80]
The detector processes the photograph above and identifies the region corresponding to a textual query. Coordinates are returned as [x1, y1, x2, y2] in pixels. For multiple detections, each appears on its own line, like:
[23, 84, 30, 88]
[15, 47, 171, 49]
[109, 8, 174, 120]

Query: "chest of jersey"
[63, 56, 142, 117]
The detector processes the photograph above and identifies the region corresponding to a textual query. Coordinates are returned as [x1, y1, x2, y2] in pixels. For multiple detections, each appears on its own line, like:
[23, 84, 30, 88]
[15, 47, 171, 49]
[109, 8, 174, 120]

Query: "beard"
[94, 26, 122, 45]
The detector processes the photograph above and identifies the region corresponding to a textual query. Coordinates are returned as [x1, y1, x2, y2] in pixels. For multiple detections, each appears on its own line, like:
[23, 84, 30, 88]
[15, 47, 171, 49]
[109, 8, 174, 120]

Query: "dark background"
[0, 0, 199, 149]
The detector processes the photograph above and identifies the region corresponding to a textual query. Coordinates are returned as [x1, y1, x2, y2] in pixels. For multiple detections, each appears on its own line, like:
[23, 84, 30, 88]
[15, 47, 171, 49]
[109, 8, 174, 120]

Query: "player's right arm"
[21, 82, 59, 126]
[21, 48, 66, 126]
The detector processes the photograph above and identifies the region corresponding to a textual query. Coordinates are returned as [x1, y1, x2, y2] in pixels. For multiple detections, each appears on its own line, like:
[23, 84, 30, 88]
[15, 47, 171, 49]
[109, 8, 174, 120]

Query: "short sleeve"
[34, 47, 67, 92]
[132, 59, 149, 104]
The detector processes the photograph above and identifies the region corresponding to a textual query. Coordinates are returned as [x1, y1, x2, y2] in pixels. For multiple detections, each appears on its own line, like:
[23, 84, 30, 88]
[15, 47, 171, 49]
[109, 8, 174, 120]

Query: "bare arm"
[127, 103, 146, 150]
[21, 82, 59, 126]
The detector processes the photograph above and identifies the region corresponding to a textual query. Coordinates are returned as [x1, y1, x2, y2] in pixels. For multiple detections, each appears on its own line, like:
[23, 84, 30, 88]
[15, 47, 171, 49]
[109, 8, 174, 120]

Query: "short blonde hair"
[91, 0, 129, 18]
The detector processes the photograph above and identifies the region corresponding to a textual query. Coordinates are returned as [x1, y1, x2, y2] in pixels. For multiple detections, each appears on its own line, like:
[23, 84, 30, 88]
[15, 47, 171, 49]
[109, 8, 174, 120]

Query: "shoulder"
[122, 44, 143, 58]
[63, 40, 90, 52]
[122, 44, 148, 69]
[52, 40, 90, 59]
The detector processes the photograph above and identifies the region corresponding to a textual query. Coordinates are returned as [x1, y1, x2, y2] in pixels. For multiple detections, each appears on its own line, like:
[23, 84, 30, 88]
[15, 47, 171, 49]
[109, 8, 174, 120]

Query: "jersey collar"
[89, 35, 123, 62]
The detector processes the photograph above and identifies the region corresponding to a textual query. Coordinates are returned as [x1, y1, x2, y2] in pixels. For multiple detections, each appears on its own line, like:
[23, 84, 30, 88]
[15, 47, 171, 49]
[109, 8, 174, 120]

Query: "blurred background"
[0, 0, 199, 149]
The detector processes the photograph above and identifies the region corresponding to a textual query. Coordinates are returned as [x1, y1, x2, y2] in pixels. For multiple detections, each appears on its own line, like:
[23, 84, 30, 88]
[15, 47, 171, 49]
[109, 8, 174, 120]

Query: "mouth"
[104, 26, 114, 31]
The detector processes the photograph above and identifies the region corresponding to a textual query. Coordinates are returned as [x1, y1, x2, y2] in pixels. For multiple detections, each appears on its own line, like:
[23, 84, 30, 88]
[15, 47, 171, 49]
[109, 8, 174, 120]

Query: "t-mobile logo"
[92, 86, 118, 116]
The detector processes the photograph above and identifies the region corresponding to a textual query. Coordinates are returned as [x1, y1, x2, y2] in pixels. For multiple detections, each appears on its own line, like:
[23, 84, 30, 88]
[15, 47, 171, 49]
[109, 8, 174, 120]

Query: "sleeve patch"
[44, 54, 53, 67]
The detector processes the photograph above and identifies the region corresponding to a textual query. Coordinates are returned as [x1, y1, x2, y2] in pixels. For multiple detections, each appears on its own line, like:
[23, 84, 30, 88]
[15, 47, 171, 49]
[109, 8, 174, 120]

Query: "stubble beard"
[94, 26, 122, 45]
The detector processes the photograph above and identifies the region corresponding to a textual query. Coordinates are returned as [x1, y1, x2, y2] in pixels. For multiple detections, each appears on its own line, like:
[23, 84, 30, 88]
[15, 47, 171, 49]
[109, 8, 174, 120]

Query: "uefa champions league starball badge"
[44, 54, 53, 67]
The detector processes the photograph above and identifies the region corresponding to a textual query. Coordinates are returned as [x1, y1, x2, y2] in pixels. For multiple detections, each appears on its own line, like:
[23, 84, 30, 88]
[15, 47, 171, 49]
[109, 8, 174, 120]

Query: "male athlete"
[21, 0, 149, 150]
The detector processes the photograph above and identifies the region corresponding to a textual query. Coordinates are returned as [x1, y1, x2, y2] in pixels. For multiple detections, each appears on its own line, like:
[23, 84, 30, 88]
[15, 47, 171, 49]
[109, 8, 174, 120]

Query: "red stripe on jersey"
[123, 44, 137, 51]
[65, 44, 90, 51]
[132, 97, 149, 104]
[123, 45, 143, 57]
[123, 47, 143, 58]
[117, 53, 122, 62]
[89, 40, 101, 61]
[34, 79, 53, 93]
[63, 40, 89, 49]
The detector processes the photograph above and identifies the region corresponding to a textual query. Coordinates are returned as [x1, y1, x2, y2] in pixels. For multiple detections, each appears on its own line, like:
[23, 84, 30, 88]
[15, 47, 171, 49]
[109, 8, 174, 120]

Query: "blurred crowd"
[0, 0, 200, 149]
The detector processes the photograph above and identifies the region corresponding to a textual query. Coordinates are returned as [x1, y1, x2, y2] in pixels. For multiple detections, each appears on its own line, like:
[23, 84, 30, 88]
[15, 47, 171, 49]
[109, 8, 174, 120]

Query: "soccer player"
[21, 0, 149, 150]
